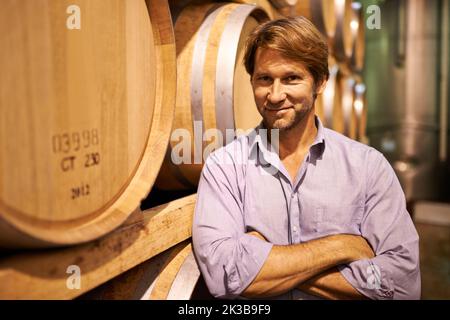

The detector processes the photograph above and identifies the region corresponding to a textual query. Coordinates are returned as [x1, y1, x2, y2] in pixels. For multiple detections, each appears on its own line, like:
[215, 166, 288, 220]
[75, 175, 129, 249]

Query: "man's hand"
[295, 235, 374, 300]
[297, 267, 369, 300]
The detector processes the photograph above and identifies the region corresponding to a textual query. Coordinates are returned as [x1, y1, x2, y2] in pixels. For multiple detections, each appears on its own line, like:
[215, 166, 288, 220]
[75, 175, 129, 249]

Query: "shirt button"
[291, 193, 295, 198]
[293, 226, 298, 232]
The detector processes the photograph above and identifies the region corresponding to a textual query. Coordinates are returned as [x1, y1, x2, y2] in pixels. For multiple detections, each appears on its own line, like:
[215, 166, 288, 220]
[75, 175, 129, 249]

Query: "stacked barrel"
[292, 0, 367, 142]
[0, 0, 368, 299]
[0, 0, 367, 245]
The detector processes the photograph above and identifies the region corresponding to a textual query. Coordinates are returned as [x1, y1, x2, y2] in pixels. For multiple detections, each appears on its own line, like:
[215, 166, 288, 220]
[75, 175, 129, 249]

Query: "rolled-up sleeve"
[338, 149, 421, 300]
[192, 152, 273, 299]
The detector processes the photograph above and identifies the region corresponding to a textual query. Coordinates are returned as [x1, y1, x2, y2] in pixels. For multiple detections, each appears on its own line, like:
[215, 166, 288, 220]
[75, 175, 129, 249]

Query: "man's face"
[251, 47, 325, 131]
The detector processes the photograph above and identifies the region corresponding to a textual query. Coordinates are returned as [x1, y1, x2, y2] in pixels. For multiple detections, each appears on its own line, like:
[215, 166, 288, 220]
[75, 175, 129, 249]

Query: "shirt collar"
[248, 122, 277, 166]
[311, 115, 326, 159]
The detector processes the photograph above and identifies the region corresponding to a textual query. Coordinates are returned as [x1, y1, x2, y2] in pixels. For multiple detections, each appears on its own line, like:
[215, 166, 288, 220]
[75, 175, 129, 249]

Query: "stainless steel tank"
[363, 0, 450, 201]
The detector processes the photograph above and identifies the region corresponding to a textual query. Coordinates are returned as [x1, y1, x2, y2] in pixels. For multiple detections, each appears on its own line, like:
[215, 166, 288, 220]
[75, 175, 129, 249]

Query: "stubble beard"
[262, 102, 313, 132]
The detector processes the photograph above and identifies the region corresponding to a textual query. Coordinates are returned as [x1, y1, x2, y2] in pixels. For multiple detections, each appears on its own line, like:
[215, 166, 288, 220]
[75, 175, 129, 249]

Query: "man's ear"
[315, 79, 327, 95]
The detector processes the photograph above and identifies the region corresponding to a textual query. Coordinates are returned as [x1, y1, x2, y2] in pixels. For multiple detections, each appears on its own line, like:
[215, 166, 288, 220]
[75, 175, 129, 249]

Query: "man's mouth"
[265, 106, 293, 112]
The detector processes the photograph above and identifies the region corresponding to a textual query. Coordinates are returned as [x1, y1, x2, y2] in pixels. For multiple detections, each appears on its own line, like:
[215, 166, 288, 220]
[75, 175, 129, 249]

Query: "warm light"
[343, 92, 353, 109]
[354, 99, 364, 114]
[351, 20, 359, 31]
[395, 161, 409, 172]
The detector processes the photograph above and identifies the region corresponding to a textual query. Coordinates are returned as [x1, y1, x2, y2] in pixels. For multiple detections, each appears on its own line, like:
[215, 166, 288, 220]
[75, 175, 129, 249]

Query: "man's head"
[244, 17, 329, 131]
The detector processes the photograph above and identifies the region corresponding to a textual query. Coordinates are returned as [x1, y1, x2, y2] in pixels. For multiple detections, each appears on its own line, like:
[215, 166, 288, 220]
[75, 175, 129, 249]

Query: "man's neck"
[273, 109, 317, 160]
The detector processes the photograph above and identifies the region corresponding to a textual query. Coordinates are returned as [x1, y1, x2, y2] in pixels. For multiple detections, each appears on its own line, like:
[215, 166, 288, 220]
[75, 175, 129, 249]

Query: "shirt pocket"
[314, 205, 364, 236]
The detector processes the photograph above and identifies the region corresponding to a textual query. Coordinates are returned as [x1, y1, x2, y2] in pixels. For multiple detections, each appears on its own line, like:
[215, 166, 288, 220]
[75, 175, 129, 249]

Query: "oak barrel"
[269, 0, 298, 9]
[316, 62, 341, 131]
[295, 0, 355, 63]
[317, 70, 364, 141]
[294, 0, 337, 41]
[0, 0, 176, 248]
[353, 81, 368, 142]
[235, 0, 284, 19]
[350, 2, 365, 72]
[156, 2, 270, 190]
[339, 74, 357, 139]
[80, 241, 201, 300]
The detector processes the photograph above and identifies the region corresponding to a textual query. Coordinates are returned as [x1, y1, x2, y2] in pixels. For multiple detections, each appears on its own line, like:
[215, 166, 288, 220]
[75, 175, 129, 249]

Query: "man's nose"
[267, 80, 286, 104]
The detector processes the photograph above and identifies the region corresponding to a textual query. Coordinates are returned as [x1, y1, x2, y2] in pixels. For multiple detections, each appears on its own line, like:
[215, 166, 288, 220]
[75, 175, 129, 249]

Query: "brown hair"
[244, 16, 329, 86]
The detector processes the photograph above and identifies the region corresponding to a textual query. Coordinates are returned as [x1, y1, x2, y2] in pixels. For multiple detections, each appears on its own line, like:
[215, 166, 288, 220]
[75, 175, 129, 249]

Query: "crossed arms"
[242, 231, 373, 299]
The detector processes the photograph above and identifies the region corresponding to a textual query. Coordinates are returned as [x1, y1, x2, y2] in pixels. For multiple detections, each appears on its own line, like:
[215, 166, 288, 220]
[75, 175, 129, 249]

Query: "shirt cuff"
[223, 234, 273, 297]
[338, 259, 395, 300]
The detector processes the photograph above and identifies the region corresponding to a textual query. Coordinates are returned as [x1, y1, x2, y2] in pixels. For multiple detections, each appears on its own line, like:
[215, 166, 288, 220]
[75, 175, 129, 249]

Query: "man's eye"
[286, 75, 301, 82]
[259, 76, 270, 81]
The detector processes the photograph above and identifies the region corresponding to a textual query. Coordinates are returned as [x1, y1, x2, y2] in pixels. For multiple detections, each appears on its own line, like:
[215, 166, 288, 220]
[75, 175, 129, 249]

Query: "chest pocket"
[314, 205, 364, 236]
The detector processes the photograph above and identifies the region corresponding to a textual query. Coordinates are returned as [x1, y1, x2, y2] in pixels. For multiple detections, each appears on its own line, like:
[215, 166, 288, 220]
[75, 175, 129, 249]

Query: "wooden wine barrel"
[156, 3, 270, 190]
[150, 243, 200, 300]
[294, 0, 355, 63]
[353, 82, 368, 142]
[271, 0, 299, 17]
[235, 0, 284, 19]
[350, 2, 365, 73]
[294, 0, 337, 41]
[339, 75, 357, 139]
[320, 75, 366, 142]
[0, 0, 176, 248]
[317, 61, 360, 140]
[80, 241, 201, 300]
[316, 63, 341, 131]
[333, 0, 355, 63]
[269, 0, 298, 9]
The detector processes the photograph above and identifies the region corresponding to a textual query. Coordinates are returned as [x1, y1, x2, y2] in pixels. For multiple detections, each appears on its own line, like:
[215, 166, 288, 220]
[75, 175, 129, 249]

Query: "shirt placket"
[290, 155, 309, 244]
[289, 192, 301, 244]
[258, 140, 313, 245]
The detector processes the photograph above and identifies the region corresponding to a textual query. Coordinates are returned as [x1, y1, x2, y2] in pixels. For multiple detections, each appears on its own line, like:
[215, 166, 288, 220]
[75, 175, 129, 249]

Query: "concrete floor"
[415, 222, 450, 299]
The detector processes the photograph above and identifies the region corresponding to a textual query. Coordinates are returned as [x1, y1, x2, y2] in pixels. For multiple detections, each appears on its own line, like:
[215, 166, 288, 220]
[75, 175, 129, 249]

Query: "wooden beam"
[0, 194, 196, 300]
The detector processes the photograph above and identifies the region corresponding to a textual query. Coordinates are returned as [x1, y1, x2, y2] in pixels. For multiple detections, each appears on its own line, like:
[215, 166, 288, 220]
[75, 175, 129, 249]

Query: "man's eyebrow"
[253, 70, 306, 78]
[282, 69, 312, 80]
[253, 72, 269, 77]
[284, 71, 304, 76]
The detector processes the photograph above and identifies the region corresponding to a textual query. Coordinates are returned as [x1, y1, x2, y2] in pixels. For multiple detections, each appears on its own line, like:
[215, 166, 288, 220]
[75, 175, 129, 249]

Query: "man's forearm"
[242, 234, 374, 298]
[297, 267, 368, 300]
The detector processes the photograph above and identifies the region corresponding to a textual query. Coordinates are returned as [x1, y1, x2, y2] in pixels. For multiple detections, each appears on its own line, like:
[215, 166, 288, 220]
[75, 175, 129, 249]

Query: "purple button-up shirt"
[192, 116, 421, 300]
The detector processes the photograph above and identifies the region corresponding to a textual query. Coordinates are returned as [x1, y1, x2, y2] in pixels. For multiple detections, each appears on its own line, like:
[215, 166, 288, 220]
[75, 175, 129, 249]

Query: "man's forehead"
[253, 47, 309, 73]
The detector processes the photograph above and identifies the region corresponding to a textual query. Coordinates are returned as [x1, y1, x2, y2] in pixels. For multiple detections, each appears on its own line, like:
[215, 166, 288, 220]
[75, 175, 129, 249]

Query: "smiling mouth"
[265, 106, 293, 112]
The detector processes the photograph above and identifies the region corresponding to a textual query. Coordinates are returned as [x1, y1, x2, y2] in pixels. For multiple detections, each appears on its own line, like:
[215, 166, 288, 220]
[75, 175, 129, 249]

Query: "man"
[192, 17, 420, 299]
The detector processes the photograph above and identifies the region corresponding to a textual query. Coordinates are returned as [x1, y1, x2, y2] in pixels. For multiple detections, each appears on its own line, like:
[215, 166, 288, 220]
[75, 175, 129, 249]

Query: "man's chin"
[263, 118, 296, 131]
